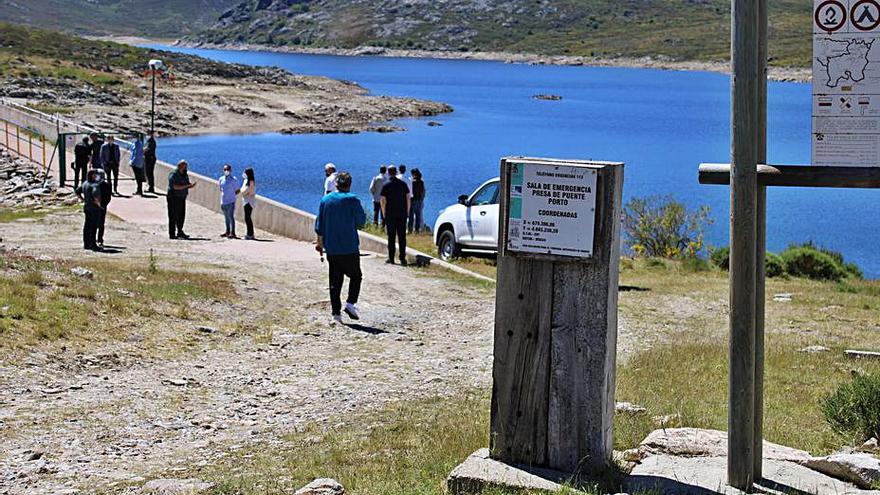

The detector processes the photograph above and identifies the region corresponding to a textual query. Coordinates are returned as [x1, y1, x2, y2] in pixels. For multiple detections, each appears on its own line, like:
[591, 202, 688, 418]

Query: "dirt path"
[0, 175, 494, 494]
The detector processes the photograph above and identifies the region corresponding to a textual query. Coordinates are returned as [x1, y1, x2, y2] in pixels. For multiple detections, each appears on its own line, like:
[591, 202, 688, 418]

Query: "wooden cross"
[706, 0, 880, 488]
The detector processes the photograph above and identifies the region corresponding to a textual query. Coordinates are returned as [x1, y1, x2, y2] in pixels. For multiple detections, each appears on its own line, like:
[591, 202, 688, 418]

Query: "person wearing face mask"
[167, 160, 196, 240]
[218, 164, 241, 239]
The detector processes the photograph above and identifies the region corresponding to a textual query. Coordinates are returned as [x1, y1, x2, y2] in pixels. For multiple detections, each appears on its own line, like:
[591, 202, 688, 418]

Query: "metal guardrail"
[0, 116, 50, 167]
[0, 98, 133, 147]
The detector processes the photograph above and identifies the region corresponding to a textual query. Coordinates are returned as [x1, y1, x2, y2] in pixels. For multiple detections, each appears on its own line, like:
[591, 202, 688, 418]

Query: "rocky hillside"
[192, 0, 812, 67]
[0, 0, 236, 37]
[0, 23, 451, 136]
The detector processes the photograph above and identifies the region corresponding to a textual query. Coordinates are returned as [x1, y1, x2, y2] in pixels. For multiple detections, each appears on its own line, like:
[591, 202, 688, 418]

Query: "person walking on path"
[218, 164, 241, 239]
[167, 160, 196, 240]
[144, 131, 157, 194]
[129, 134, 146, 196]
[369, 165, 387, 225]
[380, 165, 410, 266]
[75, 169, 103, 251]
[100, 135, 121, 195]
[242, 167, 257, 240]
[409, 168, 426, 233]
[315, 171, 366, 323]
[89, 133, 104, 170]
[323, 163, 338, 195]
[73, 136, 91, 186]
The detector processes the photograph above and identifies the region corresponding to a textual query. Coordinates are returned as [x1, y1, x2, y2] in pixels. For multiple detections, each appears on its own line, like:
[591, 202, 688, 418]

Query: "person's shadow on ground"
[344, 323, 388, 335]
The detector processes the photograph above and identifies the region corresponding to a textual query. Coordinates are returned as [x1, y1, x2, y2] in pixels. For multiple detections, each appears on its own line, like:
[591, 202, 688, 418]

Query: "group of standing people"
[73, 132, 158, 197]
[74, 130, 260, 248]
[165, 161, 258, 241]
[74, 131, 158, 251]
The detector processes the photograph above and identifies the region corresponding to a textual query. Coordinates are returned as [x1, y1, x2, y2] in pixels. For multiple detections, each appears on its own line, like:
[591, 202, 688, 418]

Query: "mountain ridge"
[192, 0, 812, 67]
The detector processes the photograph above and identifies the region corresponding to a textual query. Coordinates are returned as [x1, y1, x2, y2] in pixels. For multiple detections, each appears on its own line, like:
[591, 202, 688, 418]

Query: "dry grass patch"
[0, 251, 234, 353]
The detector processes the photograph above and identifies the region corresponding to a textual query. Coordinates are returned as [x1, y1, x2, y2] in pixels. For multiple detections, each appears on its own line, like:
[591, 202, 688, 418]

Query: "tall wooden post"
[491, 158, 624, 475]
[729, 0, 759, 487]
[753, 0, 768, 479]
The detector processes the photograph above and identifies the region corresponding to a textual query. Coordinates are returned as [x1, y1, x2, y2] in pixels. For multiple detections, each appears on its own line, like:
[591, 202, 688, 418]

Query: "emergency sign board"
[505, 160, 598, 259]
[813, 0, 880, 166]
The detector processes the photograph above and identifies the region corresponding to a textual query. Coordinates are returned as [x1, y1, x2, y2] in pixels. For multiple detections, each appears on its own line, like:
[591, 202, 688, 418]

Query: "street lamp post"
[147, 59, 166, 135]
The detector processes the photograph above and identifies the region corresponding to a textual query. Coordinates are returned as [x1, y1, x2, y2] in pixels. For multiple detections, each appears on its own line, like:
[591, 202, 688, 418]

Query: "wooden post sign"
[490, 157, 624, 475]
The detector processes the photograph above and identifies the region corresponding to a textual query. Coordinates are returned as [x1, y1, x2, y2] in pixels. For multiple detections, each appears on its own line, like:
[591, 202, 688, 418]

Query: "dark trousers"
[167, 195, 187, 238]
[244, 204, 255, 238]
[145, 156, 156, 191]
[83, 205, 100, 249]
[106, 164, 119, 192]
[328, 254, 362, 315]
[132, 167, 145, 194]
[386, 216, 407, 262]
[97, 208, 108, 244]
[373, 201, 383, 225]
[73, 164, 88, 187]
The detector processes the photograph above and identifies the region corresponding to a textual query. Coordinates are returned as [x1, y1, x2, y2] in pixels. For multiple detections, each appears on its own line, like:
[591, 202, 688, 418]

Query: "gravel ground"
[0, 199, 493, 495]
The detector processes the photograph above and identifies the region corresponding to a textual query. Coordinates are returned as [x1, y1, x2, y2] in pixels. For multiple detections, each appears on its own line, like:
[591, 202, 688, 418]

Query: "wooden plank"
[754, 0, 768, 478]
[491, 158, 555, 466]
[845, 350, 880, 359]
[490, 255, 554, 465]
[729, 0, 759, 486]
[547, 165, 622, 473]
[699, 163, 880, 188]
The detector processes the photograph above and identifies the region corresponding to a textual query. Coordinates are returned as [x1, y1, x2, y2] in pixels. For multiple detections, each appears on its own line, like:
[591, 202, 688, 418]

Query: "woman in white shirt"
[242, 168, 257, 240]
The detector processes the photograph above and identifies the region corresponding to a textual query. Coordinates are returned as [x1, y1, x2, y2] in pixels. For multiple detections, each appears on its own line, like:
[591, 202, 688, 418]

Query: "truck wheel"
[438, 230, 460, 261]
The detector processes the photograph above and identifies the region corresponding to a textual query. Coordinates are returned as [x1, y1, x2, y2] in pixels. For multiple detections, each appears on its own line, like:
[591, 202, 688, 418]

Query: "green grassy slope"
[195, 0, 812, 67]
[0, 0, 236, 37]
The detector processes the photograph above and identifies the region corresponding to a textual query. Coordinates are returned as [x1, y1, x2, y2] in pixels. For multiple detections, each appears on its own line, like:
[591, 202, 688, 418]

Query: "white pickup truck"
[432, 178, 500, 260]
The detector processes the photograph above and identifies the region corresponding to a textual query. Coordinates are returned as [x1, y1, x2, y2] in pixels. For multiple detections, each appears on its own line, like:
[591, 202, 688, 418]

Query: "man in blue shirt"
[315, 172, 366, 323]
[219, 164, 241, 238]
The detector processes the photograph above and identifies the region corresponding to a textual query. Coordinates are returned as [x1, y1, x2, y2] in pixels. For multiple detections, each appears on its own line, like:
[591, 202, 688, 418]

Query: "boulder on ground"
[638, 428, 812, 462]
[295, 478, 345, 495]
[803, 453, 880, 489]
[142, 478, 213, 494]
[615, 401, 648, 415]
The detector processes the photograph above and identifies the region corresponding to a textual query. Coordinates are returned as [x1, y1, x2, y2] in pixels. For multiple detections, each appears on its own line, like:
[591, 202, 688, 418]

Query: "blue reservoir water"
[149, 46, 879, 277]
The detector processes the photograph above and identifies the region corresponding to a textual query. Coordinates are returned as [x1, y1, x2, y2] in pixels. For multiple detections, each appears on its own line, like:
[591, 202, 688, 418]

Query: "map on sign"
[813, 0, 880, 166]
[505, 161, 598, 259]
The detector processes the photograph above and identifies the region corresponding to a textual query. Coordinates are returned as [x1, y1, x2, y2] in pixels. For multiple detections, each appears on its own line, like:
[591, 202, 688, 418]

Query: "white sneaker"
[344, 303, 360, 321]
[332, 314, 343, 324]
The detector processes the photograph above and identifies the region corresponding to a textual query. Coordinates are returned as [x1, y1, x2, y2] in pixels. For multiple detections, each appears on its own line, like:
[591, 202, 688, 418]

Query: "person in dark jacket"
[167, 160, 196, 239]
[95, 169, 112, 248]
[315, 171, 366, 323]
[89, 133, 104, 170]
[75, 169, 103, 251]
[100, 135, 121, 195]
[408, 168, 426, 233]
[144, 131, 157, 194]
[380, 166, 410, 265]
[73, 136, 91, 186]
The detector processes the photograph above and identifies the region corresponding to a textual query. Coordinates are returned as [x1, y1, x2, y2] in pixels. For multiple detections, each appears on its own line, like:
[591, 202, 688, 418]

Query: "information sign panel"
[505, 160, 598, 259]
[813, 0, 880, 166]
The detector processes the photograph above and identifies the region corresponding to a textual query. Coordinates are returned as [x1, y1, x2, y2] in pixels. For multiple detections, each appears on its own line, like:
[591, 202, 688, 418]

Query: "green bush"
[623, 195, 713, 259]
[765, 252, 786, 278]
[709, 246, 785, 278]
[710, 246, 729, 270]
[781, 242, 861, 282]
[823, 373, 880, 442]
